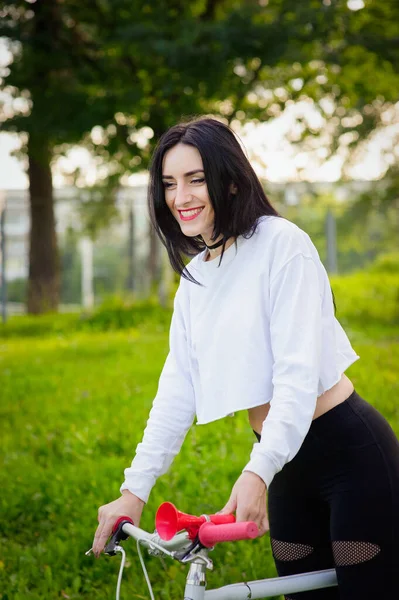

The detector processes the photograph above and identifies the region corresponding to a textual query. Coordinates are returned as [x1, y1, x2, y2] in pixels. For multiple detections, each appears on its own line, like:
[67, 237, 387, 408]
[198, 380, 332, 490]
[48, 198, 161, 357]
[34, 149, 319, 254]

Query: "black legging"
[254, 390, 399, 599]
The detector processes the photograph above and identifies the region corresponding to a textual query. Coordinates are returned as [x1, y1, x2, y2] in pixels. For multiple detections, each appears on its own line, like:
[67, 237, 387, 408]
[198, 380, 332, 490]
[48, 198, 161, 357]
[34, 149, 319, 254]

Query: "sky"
[1, 107, 398, 190]
[1, 32, 398, 190]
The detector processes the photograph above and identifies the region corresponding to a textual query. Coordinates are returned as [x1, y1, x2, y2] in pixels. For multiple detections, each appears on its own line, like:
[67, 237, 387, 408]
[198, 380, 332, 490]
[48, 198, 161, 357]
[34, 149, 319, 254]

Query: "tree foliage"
[0, 0, 398, 311]
[2, 0, 398, 173]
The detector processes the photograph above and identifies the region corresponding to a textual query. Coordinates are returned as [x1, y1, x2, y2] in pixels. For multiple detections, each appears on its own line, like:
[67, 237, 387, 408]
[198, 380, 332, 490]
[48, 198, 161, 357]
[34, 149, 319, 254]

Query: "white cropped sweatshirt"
[121, 216, 359, 502]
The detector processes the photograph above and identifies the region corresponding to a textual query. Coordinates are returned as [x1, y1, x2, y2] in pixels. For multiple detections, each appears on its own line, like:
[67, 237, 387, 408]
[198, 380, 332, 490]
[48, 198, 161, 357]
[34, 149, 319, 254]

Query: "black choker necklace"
[204, 238, 225, 250]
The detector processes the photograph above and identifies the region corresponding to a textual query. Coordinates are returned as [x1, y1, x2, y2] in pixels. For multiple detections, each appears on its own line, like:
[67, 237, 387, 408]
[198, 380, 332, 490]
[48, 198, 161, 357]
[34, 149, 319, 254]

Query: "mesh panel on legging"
[271, 539, 314, 561]
[332, 541, 381, 566]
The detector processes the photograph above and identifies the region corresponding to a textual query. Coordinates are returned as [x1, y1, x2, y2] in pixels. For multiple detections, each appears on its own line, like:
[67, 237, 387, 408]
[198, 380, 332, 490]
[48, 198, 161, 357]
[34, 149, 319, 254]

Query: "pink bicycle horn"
[155, 502, 235, 540]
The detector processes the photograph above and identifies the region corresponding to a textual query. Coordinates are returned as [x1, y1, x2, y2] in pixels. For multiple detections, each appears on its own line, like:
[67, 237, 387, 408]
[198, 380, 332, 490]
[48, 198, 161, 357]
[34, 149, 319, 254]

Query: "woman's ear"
[229, 183, 238, 195]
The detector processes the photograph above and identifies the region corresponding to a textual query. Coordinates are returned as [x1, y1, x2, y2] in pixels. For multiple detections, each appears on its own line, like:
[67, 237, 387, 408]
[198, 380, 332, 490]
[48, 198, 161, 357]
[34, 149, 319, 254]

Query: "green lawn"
[1, 313, 398, 599]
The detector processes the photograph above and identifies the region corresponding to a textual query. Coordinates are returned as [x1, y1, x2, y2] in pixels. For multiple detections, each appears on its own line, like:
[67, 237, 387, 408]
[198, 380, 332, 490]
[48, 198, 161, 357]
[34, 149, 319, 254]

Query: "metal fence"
[0, 178, 384, 318]
[1, 184, 162, 315]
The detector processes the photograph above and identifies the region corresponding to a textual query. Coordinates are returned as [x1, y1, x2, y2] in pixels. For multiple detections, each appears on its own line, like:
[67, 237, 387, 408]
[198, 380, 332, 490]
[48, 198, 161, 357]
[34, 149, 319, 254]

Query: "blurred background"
[0, 0, 398, 317]
[0, 2, 398, 600]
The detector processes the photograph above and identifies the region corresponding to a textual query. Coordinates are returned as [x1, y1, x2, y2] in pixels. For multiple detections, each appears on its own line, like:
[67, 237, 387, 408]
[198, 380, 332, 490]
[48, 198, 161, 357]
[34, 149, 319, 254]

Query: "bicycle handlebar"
[110, 512, 259, 553]
[112, 516, 134, 534]
[198, 521, 259, 548]
[88, 509, 338, 600]
[121, 522, 191, 551]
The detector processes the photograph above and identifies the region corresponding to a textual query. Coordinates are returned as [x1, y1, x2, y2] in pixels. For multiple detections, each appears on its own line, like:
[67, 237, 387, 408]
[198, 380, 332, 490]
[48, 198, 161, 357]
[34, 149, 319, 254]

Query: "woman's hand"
[92, 490, 145, 557]
[218, 471, 270, 536]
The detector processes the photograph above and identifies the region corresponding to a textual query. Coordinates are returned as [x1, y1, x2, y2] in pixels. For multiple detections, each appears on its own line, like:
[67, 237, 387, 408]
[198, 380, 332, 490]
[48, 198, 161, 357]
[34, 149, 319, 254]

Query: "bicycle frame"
[120, 522, 338, 600]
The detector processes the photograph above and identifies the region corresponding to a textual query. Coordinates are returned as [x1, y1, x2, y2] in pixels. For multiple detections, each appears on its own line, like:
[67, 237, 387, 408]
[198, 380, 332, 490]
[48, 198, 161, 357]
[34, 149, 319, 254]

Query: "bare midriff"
[249, 373, 355, 437]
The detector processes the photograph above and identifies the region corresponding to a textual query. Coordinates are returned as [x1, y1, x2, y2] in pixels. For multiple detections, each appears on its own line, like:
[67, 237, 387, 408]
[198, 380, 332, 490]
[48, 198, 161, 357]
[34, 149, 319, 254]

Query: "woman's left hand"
[218, 471, 270, 536]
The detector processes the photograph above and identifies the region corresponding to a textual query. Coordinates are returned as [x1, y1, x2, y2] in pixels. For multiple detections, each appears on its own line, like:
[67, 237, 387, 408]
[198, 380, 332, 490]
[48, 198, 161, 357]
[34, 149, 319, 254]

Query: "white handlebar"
[101, 520, 338, 600]
[121, 523, 191, 553]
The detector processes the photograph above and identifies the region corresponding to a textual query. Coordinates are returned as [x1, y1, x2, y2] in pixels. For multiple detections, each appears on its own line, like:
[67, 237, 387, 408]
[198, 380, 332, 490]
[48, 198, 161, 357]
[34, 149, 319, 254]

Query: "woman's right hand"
[93, 489, 145, 557]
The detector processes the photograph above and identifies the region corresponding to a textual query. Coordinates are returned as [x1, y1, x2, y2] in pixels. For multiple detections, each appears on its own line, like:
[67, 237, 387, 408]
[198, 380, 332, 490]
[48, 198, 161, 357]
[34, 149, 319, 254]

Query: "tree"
[0, 0, 308, 312]
[0, 0, 123, 312]
[1, 0, 398, 311]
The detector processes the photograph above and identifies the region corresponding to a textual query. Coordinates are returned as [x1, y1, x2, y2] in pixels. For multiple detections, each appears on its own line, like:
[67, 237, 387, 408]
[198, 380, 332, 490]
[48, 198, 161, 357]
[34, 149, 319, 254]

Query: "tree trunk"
[27, 134, 60, 314]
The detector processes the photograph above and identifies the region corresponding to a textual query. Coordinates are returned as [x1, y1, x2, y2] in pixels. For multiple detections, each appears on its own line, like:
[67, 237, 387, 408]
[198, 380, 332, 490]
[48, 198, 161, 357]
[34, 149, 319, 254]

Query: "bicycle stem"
[184, 559, 207, 600]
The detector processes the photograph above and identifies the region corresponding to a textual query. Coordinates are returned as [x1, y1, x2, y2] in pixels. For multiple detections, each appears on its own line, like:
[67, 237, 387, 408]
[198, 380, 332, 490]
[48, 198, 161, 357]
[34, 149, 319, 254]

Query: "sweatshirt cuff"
[120, 473, 155, 504]
[242, 454, 280, 489]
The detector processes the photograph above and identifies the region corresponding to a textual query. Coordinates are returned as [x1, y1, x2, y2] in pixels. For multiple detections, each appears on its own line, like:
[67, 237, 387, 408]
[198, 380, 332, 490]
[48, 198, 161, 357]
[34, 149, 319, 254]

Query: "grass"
[1, 292, 398, 599]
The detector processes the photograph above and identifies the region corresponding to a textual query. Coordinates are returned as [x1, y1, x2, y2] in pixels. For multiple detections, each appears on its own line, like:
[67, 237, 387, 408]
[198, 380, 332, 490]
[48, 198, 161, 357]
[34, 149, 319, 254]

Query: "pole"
[325, 208, 338, 274]
[80, 236, 94, 309]
[0, 194, 6, 324]
[148, 222, 160, 298]
[127, 199, 136, 294]
[158, 246, 173, 309]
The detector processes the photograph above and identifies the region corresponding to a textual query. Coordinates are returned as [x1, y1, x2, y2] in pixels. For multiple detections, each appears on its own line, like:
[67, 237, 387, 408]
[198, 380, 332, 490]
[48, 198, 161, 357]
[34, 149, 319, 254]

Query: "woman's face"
[162, 143, 216, 244]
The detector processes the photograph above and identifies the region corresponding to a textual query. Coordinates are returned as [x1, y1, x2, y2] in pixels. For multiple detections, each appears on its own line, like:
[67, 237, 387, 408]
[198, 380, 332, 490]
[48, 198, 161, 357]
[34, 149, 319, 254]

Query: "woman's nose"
[175, 184, 192, 208]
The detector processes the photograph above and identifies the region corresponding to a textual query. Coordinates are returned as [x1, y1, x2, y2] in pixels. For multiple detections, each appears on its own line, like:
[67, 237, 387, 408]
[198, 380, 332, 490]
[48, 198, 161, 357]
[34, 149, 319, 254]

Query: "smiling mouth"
[179, 207, 204, 221]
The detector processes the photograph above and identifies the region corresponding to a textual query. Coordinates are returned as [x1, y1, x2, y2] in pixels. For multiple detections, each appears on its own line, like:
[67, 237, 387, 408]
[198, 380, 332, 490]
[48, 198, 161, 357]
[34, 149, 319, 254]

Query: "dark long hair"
[148, 116, 280, 284]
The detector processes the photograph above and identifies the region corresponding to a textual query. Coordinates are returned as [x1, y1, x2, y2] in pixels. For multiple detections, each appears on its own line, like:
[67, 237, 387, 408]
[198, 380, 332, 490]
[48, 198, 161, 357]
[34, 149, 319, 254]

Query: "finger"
[237, 502, 263, 525]
[218, 497, 237, 515]
[97, 505, 105, 523]
[93, 519, 103, 545]
[236, 504, 251, 523]
[257, 517, 269, 537]
[257, 525, 266, 538]
[93, 521, 112, 556]
[93, 508, 108, 554]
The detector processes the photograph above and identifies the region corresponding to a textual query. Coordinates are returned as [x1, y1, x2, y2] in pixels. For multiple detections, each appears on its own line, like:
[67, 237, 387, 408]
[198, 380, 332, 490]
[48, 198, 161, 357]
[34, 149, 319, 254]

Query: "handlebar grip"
[209, 514, 235, 525]
[105, 516, 135, 556]
[198, 521, 259, 548]
[112, 516, 134, 534]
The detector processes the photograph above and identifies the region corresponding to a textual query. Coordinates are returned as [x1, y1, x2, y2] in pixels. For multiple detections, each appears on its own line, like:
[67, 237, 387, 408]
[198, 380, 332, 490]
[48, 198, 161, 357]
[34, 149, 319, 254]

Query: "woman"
[93, 117, 399, 599]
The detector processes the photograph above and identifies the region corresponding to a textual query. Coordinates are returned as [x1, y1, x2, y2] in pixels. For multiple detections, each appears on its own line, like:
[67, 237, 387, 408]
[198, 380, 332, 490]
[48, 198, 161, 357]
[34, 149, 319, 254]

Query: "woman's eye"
[163, 178, 204, 188]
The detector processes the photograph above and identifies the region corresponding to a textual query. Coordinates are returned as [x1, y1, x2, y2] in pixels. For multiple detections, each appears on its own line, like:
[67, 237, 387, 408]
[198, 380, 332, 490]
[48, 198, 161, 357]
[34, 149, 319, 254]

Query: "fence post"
[80, 236, 94, 309]
[326, 209, 338, 274]
[127, 198, 136, 294]
[0, 193, 6, 324]
[158, 247, 173, 308]
[148, 222, 161, 297]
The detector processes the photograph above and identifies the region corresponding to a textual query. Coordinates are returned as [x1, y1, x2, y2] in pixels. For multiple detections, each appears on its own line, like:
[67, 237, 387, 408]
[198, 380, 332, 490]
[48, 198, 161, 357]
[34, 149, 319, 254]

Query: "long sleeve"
[243, 252, 322, 488]
[120, 284, 196, 503]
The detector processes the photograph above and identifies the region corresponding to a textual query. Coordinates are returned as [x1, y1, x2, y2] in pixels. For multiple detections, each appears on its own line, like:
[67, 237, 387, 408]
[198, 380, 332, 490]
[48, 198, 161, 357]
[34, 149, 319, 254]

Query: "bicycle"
[87, 501, 338, 600]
